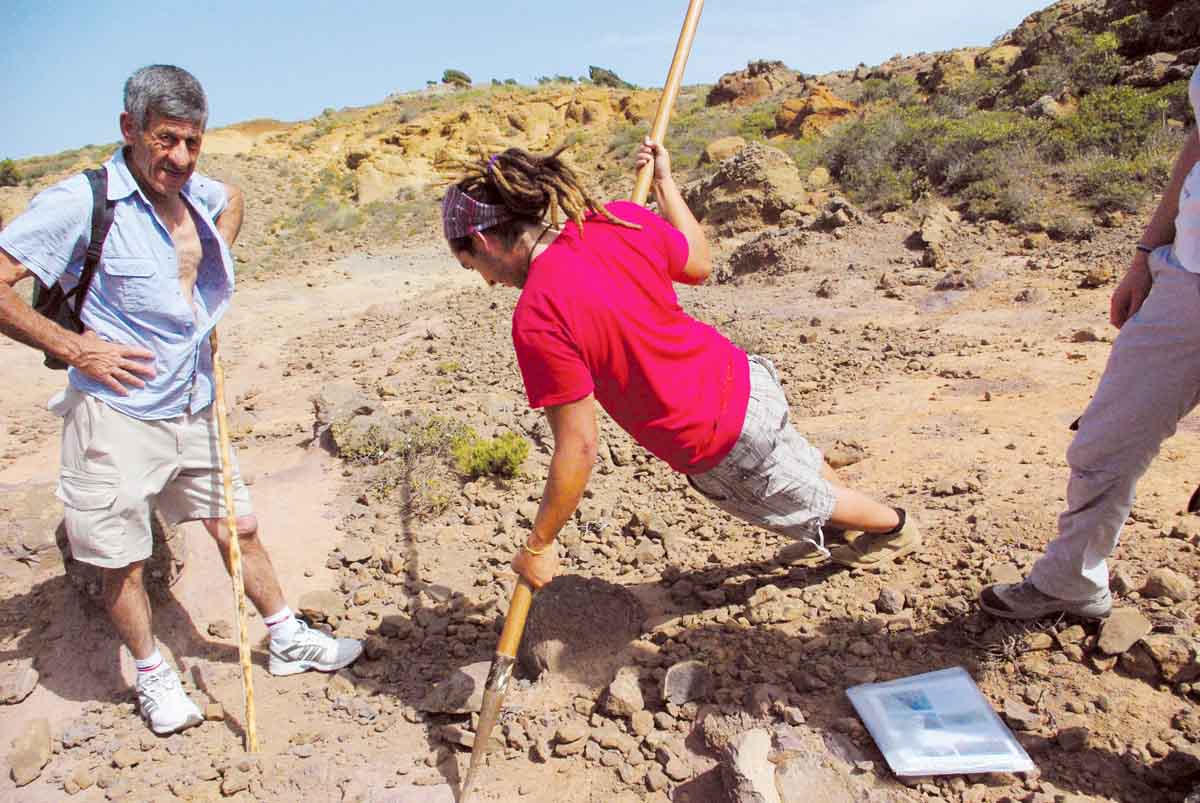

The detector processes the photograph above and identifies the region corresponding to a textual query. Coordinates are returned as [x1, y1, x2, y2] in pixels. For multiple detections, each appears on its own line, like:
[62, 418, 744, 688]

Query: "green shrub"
[1046, 213, 1095, 242]
[453, 431, 529, 479]
[0, 159, 18, 187]
[589, 66, 631, 89]
[735, 104, 778, 141]
[1048, 86, 1157, 158]
[930, 73, 1003, 118]
[392, 414, 473, 463]
[1071, 152, 1171, 212]
[858, 78, 890, 104]
[442, 69, 472, 87]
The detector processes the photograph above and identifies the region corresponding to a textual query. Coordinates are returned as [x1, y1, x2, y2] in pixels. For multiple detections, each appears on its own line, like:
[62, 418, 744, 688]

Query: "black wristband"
[1135, 243, 1154, 254]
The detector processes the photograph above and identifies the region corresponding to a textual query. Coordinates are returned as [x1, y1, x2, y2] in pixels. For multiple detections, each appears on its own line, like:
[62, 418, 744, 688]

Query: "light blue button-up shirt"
[0, 148, 234, 420]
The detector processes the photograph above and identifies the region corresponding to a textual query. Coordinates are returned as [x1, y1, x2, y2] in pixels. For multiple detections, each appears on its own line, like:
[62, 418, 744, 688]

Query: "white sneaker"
[268, 620, 363, 676]
[136, 664, 203, 735]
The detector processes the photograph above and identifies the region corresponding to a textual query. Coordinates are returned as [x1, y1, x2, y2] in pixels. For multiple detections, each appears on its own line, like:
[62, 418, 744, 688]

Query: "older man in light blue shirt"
[0, 65, 360, 736]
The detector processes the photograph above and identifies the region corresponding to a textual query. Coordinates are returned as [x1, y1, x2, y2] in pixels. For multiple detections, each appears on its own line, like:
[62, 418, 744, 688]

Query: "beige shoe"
[830, 515, 921, 569]
[777, 527, 852, 567]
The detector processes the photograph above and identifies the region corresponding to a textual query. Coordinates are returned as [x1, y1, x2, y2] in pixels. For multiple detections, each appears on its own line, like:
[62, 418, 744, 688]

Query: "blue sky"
[1, 0, 1048, 159]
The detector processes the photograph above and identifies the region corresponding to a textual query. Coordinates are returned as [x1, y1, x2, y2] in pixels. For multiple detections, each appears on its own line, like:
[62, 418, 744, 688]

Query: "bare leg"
[820, 462, 900, 533]
[201, 515, 286, 616]
[102, 561, 156, 660]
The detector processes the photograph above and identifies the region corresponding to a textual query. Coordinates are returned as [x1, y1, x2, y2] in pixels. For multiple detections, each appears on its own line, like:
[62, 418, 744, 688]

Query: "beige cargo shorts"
[52, 387, 253, 568]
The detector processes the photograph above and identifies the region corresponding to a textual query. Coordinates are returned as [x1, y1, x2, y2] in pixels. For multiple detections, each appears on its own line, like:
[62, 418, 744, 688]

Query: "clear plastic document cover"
[846, 666, 1035, 776]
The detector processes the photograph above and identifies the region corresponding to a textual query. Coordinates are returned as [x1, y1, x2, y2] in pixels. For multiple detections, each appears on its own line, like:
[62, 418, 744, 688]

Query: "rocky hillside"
[1, 0, 1195, 284]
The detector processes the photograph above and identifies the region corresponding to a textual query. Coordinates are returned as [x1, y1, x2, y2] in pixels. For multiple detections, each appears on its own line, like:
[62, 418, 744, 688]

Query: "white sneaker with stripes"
[136, 663, 203, 735]
[268, 620, 363, 676]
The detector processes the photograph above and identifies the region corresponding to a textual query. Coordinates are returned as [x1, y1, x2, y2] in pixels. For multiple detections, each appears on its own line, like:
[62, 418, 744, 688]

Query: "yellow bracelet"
[523, 539, 553, 556]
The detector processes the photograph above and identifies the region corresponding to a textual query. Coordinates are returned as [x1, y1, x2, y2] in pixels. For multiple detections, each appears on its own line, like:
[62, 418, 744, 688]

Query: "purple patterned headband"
[442, 185, 512, 241]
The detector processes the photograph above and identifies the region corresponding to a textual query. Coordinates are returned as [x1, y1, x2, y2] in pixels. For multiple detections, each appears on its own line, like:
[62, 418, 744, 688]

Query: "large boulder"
[774, 84, 857, 138]
[517, 575, 645, 687]
[921, 50, 981, 91]
[976, 45, 1024, 73]
[707, 60, 798, 107]
[701, 136, 748, 165]
[725, 228, 811, 281]
[1122, 51, 1186, 87]
[683, 143, 809, 233]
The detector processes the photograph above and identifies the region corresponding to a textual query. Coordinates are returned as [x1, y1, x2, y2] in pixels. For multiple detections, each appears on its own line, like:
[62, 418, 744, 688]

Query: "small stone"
[1023, 632, 1054, 651]
[1056, 624, 1086, 645]
[875, 588, 905, 614]
[326, 671, 357, 700]
[1111, 569, 1138, 595]
[339, 540, 373, 564]
[646, 766, 670, 792]
[0, 658, 39, 705]
[9, 718, 51, 786]
[417, 661, 488, 714]
[221, 771, 252, 796]
[555, 738, 587, 757]
[71, 766, 96, 791]
[722, 729, 780, 803]
[631, 710, 655, 737]
[662, 660, 712, 706]
[556, 722, 588, 744]
[1098, 608, 1153, 655]
[603, 667, 644, 717]
[112, 746, 141, 769]
[297, 590, 346, 621]
[1144, 568, 1196, 602]
[988, 563, 1024, 585]
[207, 620, 233, 639]
[204, 703, 225, 721]
[1004, 698, 1040, 731]
[61, 722, 101, 748]
[663, 757, 690, 782]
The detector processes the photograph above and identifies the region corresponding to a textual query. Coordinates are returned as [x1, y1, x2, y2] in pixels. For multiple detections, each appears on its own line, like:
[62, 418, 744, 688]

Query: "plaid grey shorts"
[688, 355, 836, 540]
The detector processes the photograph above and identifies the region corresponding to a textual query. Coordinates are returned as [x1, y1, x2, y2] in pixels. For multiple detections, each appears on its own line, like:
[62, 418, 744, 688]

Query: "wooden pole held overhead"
[631, 0, 705, 206]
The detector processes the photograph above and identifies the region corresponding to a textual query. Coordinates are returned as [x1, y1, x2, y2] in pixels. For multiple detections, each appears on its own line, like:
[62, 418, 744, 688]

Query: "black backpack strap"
[63, 167, 116, 325]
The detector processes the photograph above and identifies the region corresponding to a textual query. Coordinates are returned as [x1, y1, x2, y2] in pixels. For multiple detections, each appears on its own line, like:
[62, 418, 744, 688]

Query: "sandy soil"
[3, 213, 1200, 803]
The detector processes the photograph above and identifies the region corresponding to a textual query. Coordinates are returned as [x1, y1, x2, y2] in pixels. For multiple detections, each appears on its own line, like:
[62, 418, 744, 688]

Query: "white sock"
[135, 648, 164, 675]
[264, 607, 302, 642]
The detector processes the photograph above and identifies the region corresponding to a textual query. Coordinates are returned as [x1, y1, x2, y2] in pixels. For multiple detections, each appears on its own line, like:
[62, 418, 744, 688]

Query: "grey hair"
[123, 65, 208, 132]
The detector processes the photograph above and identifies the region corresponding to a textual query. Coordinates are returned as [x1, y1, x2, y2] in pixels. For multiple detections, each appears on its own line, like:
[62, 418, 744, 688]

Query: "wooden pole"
[631, 0, 705, 205]
[209, 328, 259, 753]
[460, 578, 534, 802]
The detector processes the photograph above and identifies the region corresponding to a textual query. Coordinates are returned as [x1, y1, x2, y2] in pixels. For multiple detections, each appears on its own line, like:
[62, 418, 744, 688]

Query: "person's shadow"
[0, 508, 251, 742]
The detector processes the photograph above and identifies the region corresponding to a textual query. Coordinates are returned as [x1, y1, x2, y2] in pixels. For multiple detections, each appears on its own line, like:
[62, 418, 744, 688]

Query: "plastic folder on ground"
[846, 666, 1035, 776]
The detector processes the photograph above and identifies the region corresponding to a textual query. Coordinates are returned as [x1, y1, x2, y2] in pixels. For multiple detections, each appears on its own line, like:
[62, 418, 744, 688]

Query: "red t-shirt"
[512, 201, 750, 474]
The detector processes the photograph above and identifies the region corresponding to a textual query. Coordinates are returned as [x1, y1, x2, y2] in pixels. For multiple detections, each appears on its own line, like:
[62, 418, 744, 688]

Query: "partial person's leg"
[690, 356, 917, 568]
[983, 257, 1200, 618]
[166, 404, 361, 675]
[200, 515, 286, 616]
[820, 462, 901, 532]
[102, 561, 155, 659]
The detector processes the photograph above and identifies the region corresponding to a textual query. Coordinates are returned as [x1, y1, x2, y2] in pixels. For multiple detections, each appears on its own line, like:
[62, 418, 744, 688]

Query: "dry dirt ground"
[3, 210, 1200, 803]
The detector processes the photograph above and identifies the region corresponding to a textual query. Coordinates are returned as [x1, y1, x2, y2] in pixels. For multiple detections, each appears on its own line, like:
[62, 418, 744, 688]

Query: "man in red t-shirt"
[442, 140, 920, 589]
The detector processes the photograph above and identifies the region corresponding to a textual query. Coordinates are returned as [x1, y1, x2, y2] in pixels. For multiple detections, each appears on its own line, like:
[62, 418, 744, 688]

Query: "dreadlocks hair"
[447, 145, 640, 254]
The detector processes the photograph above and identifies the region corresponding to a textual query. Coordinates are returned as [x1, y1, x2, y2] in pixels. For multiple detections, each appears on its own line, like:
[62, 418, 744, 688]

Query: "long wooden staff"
[460, 578, 533, 801]
[209, 328, 259, 753]
[631, 0, 705, 205]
